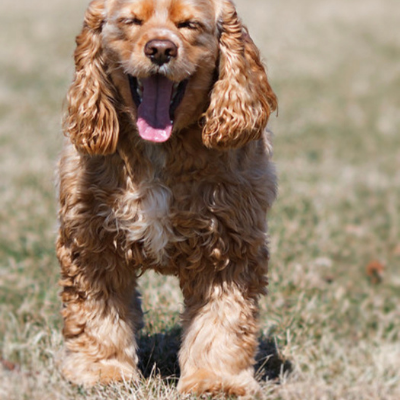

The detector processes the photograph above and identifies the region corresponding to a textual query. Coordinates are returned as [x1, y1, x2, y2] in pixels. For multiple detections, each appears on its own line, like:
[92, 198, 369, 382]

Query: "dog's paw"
[60, 352, 139, 387]
[177, 368, 262, 399]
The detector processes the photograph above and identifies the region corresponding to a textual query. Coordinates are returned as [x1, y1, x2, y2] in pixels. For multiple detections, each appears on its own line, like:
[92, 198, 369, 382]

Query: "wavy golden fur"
[57, 0, 277, 397]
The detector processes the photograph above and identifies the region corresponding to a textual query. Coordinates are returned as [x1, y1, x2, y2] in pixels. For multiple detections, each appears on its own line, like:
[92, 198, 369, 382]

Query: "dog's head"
[65, 0, 277, 154]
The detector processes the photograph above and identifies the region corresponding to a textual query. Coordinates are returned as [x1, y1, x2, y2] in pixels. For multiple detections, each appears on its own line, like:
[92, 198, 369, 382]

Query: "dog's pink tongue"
[137, 75, 173, 143]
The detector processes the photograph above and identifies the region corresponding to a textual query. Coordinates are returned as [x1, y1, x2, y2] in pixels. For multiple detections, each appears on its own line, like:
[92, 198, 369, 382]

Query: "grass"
[1, 0, 400, 398]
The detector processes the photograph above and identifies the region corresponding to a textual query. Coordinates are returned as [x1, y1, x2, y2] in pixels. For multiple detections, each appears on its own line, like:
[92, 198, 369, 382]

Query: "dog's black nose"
[144, 39, 178, 66]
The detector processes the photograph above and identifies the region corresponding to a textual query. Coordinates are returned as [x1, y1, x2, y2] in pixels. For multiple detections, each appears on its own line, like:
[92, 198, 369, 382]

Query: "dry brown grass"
[1, 0, 400, 399]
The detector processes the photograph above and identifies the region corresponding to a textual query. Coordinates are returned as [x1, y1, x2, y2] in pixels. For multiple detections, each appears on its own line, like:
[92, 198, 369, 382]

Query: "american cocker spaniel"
[57, 0, 277, 397]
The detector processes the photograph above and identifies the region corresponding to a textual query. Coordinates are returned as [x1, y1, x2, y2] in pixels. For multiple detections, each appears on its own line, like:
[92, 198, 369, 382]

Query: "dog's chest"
[115, 145, 176, 266]
[124, 181, 174, 265]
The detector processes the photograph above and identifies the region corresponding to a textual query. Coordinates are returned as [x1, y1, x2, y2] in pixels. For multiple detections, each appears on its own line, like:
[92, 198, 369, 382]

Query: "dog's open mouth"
[128, 74, 188, 143]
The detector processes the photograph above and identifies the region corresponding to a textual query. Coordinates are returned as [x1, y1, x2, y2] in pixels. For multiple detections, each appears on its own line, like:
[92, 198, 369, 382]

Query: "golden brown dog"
[57, 0, 277, 397]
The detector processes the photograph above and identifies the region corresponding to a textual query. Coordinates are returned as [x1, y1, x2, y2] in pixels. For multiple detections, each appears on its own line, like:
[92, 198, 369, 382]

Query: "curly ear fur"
[202, 0, 277, 149]
[64, 0, 119, 155]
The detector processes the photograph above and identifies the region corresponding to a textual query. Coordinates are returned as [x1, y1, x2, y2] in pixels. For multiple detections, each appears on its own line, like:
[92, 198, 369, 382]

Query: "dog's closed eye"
[177, 20, 202, 30]
[118, 16, 143, 26]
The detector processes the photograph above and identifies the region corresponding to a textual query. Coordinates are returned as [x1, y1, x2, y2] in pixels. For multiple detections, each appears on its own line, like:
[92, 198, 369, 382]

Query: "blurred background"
[1, 0, 399, 399]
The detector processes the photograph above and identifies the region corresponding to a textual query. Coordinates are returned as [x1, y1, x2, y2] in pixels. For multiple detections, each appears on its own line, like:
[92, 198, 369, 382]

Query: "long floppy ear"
[202, 0, 277, 149]
[64, 0, 119, 155]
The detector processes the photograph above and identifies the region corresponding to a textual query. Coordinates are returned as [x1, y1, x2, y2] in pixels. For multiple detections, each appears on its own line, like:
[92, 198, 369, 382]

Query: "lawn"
[1, 0, 399, 399]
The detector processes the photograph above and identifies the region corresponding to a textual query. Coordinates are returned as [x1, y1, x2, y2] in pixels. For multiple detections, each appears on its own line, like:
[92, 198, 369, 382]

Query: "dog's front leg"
[177, 266, 265, 398]
[57, 235, 142, 387]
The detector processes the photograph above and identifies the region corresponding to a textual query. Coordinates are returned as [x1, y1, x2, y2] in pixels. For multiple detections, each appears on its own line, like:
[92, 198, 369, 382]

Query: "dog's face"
[103, 0, 219, 142]
[65, 0, 277, 154]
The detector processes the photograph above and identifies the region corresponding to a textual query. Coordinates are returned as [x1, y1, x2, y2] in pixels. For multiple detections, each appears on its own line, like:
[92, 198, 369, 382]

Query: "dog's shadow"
[137, 327, 292, 384]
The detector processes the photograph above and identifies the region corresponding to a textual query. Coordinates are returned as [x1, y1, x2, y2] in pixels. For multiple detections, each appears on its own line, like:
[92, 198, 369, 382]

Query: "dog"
[56, 0, 277, 397]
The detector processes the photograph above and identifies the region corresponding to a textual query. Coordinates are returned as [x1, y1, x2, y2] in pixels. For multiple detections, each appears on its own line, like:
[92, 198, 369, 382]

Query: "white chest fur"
[114, 144, 175, 265]
[126, 181, 173, 264]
